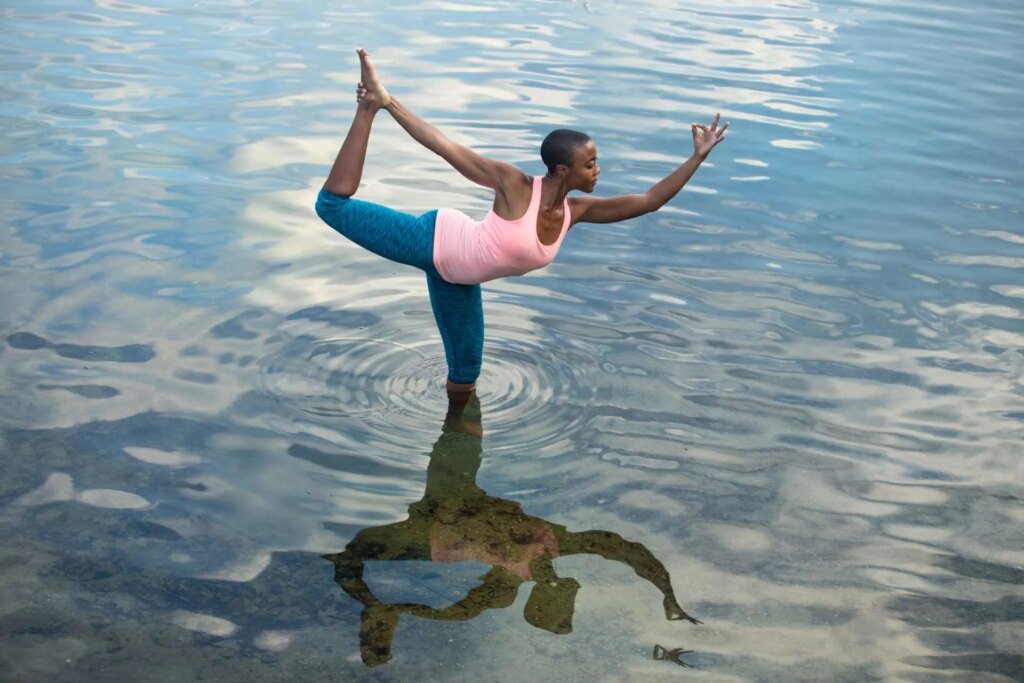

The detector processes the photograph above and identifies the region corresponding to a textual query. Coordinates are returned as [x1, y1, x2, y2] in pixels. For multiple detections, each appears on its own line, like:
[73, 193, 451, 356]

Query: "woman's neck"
[540, 174, 569, 210]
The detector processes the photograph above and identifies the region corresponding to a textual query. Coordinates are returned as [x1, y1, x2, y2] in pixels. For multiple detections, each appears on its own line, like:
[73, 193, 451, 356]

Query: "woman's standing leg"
[426, 274, 484, 391]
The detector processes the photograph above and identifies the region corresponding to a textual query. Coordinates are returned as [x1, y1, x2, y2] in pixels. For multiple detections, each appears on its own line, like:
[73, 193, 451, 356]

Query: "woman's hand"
[574, 114, 730, 224]
[692, 113, 729, 159]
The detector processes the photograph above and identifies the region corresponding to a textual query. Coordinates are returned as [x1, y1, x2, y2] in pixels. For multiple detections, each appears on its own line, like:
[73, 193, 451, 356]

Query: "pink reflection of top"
[429, 520, 561, 581]
[432, 176, 570, 285]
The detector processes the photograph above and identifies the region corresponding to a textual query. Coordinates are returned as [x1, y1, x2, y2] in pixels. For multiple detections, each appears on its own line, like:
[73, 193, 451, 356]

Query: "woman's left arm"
[572, 113, 729, 225]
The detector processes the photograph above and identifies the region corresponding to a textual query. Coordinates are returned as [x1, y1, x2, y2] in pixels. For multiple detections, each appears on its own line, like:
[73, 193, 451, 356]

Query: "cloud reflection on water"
[1, 0, 1023, 679]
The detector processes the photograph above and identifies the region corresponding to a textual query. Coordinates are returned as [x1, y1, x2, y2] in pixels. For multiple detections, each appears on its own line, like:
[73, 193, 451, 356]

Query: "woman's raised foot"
[356, 48, 391, 110]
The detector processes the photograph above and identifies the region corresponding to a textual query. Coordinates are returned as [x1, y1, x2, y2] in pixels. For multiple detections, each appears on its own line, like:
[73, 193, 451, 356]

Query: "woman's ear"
[555, 163, 570, 178]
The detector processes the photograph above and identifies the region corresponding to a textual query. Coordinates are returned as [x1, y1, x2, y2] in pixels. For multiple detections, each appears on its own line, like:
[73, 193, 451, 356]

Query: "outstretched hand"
[692, 113, 729, 159]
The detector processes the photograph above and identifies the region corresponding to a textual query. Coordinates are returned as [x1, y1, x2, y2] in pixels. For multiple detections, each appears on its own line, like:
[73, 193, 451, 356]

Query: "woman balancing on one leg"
[316, 49, 728, 393]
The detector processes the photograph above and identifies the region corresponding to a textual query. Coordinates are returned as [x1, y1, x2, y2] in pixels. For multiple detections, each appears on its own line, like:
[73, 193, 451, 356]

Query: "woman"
[316, 49, 728, 393]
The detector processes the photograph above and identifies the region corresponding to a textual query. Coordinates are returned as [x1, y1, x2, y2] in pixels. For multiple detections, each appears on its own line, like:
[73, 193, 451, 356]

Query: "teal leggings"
[315, 189, 483, 384]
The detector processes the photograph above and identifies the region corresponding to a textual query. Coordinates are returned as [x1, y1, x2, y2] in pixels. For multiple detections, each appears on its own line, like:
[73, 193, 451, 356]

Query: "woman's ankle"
[445, 379, 476, 395]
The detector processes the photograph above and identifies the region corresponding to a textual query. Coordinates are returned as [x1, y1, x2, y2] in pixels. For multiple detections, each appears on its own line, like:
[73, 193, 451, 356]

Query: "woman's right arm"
[386, 97, 522, 190]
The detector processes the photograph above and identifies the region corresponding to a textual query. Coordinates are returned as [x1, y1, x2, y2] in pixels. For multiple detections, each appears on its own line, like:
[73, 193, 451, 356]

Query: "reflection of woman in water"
[316, 49, 729, 390]
[323, 389, 699, 667]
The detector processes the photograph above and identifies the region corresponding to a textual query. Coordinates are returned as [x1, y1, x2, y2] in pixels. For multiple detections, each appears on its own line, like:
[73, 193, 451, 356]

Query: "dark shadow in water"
[6, 332, 154, 363]
[323, 390, 699, 667]
[210, 311, 264, 340]
[902, 654, 1024, 682]
[285, 305, 380, 329]
[888, 593, 1024, 629]
[36, 383, 120, 399]
[934, 554, 1024, 585]
[889, 591, 1024, 681]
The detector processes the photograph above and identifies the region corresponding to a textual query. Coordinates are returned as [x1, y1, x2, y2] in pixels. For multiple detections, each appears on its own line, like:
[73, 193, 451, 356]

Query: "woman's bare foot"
[443, 388, 482, 437]
[356, 48, 391, 110]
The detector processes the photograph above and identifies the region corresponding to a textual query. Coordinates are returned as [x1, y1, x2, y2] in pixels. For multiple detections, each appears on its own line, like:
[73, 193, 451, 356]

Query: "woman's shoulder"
[508, 168, 533, 188]
[492, 169, 533, 207]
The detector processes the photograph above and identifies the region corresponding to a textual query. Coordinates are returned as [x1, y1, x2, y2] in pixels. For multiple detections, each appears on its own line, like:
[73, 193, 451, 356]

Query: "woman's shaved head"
[541, 129, 592, 174]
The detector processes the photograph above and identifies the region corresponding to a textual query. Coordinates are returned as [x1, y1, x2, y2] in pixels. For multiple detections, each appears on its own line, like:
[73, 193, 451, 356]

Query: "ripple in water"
[258, 324, 596, 456]
[259, 334, 445, 420]
[476, 331, 597, 455]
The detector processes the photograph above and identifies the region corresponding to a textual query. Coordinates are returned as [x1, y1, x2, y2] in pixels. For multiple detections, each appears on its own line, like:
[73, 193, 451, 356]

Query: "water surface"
[1, 0, 1022, 680]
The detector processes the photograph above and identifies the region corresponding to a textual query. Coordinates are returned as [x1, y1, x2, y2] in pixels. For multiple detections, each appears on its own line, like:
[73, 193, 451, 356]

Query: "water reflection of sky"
[2, 0, 1023, 679]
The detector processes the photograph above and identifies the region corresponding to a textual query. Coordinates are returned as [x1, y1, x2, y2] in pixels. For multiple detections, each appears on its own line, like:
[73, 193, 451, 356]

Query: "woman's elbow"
[640, 194, 661, 216]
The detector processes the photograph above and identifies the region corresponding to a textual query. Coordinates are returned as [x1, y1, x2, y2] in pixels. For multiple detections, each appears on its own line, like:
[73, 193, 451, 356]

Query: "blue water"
[2, 0, 1022, 680]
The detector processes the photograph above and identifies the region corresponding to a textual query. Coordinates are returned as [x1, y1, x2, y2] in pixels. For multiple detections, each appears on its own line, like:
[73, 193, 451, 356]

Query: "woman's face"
[566, 140, 600, 193]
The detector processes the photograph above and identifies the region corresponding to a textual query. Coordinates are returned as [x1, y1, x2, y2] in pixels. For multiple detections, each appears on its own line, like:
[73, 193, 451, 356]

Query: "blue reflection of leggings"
[315, 189, 483, 384]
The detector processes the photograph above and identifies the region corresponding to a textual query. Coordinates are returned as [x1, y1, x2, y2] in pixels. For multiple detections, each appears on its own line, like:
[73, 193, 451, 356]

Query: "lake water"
[1, 0, 1022, 680]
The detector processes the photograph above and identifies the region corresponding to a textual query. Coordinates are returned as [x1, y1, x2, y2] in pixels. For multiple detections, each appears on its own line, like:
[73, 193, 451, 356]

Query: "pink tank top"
[433, 176, 570, 285]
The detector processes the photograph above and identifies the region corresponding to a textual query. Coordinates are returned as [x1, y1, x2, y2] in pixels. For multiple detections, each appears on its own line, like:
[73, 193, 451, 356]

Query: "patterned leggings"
[315, 189, 484, 384]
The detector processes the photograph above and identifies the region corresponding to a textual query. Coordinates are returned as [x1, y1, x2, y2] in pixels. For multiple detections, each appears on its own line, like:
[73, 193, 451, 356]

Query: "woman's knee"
[315, 189, 352, 226]
[322, 178, 357, 198]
